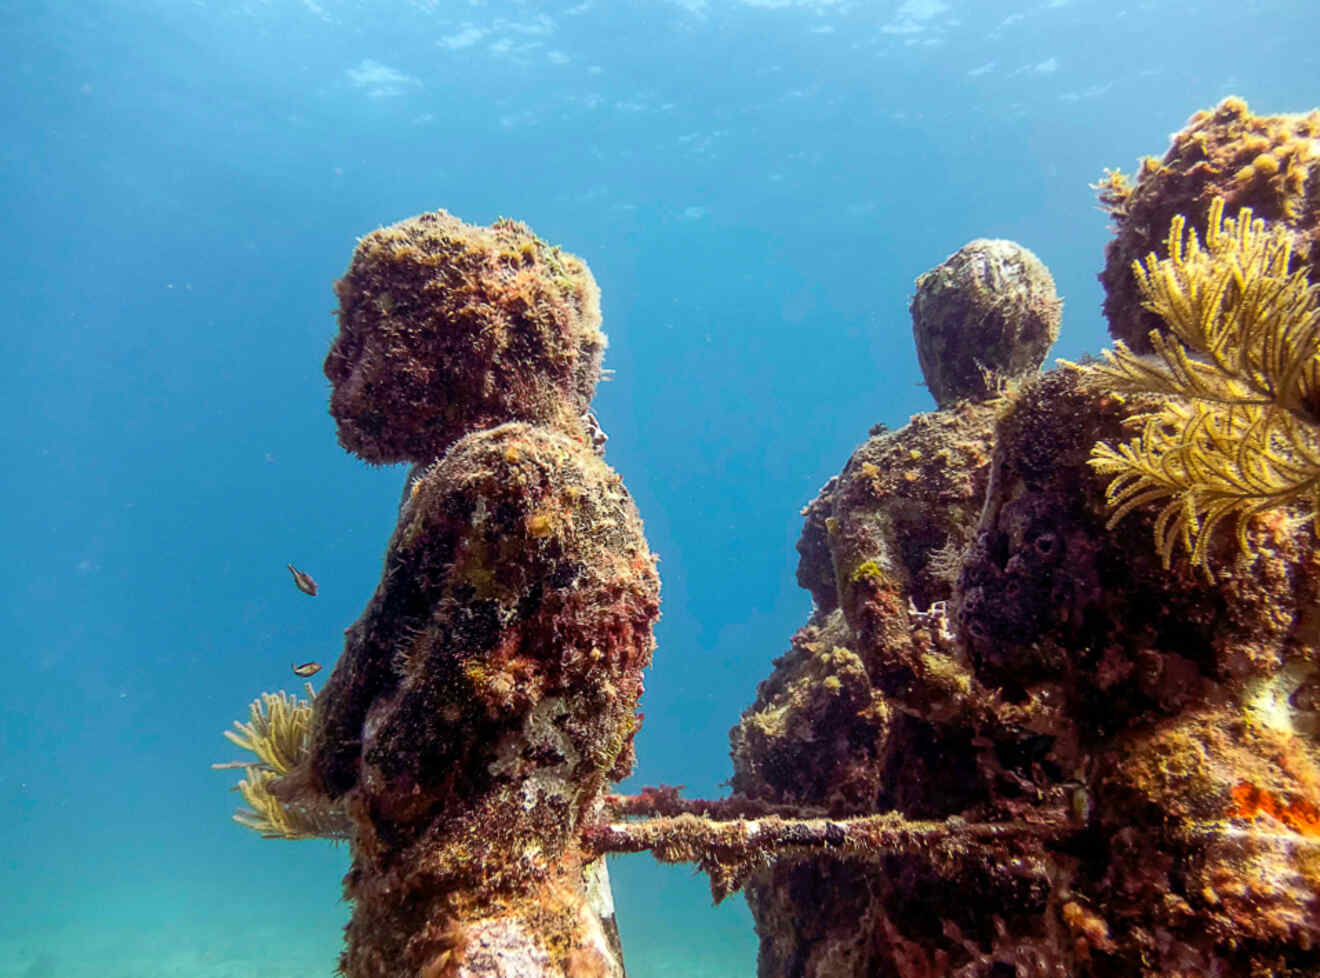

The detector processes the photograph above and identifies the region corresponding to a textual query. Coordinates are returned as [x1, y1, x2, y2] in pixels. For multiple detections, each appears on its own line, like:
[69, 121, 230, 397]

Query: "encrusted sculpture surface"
[297, 210, 659, 978]
[730, 115, 1320, 974]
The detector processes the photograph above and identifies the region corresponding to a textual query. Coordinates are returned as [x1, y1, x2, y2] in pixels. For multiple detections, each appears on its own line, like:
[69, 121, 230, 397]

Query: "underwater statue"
[236, 210, 661, 978]
[731, 97, 1320, 977]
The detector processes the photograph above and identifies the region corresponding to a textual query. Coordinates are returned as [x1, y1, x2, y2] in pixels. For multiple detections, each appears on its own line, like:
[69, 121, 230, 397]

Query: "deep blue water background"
[1, 0, 1314, 974]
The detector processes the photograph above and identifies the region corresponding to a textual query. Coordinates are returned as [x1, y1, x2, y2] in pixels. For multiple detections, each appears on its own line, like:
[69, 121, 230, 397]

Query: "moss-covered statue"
[221, 211, 660, 978]
[730, 98, 1320, 978]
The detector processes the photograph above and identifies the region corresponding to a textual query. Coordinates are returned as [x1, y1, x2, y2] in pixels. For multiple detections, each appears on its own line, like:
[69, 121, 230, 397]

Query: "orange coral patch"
[1229, 781, 1320, 837]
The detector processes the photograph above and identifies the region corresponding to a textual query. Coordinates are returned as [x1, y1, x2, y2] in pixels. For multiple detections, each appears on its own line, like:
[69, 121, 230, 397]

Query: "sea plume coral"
[1076, 196, 1320, 570]
[213, 684, 351, 840]
[221, 686, 313, 775]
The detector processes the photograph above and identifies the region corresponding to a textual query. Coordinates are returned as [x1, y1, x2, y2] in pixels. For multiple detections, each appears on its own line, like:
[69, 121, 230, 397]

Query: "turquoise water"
[1, 1, 1314, 974]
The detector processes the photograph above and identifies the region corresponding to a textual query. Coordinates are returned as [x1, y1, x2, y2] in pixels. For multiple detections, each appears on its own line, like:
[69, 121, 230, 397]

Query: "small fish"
[581, 410, 608, 456]
[292, 661, 322, 678]
[287, 564, 318, 596]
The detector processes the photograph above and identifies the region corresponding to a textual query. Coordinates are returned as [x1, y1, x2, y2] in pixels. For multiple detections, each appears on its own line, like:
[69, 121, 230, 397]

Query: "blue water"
[1, 0, 1314, 974]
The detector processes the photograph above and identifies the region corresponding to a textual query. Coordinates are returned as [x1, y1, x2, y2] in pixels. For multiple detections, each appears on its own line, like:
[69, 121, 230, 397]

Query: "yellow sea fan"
[1079, 197, 1320, 571]
[232, 766, 351, 841]
[221, 687, 314, 775]
[213, 684, 351, 841]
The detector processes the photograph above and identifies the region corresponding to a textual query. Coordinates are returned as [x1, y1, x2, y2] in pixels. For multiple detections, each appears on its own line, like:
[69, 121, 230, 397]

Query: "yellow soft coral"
[1092, 167, 1134, 216]
[213, 684, 351, 840]
[221, 686, 313, 775]
[1077, 197, 1320, 571]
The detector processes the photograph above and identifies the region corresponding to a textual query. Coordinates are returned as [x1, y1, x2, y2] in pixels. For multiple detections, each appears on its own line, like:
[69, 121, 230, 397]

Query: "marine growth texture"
[732, 118, 1320, 976]
[911, 239, 1061, 408]
[1097, 96, 1320, 354]
[302, 210, 659, 978]
[732, 235, 1049, 976]
[325, 210, 606, 464]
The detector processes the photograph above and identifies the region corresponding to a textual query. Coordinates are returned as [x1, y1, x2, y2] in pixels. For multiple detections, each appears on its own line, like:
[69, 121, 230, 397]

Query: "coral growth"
[1097, 97, 1320, 354]
[1079, 197, 1320, 570]
[727, 104, 1320, 977]
[325, 210, 605, 464]
[306, 422, 659, 826]
[213, 684, 351, 840]
[735, 357, 1320, 976]
[911, 239, 1062, 408]
[231, 210, 656, 978]
[729, 233, 1062, 975]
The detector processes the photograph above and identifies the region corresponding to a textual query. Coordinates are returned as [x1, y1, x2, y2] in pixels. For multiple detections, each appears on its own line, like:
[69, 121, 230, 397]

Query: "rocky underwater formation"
[216, 96, 1320, 978]
[730, 96, 1320, 977]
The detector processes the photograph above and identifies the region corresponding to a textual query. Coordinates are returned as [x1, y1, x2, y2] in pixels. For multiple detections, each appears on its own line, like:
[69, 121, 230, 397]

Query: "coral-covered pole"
[586, 810, 1073, 903]
[286, 210, 660, 978]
